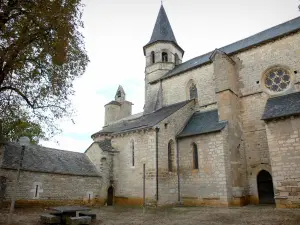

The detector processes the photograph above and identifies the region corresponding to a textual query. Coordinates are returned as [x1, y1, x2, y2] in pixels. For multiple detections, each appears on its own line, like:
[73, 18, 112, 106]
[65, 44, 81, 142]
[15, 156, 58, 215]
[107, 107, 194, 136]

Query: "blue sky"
[40, 0, 300, 152]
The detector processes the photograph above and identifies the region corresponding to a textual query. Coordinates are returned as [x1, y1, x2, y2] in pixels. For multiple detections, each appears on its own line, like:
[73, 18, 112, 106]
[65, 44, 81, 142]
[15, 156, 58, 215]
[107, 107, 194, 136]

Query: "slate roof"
[105, 101, 121, 106]
[262, 92, 300, 121]
[97, 139, 113, 152]
[93, 100, 192, 137]
[177, 110, 227, 138]
[150, 16, 300, 83]
[116, 85, 125, 95]
[146, 5, 177, 46]
[1, 143, 99, 177]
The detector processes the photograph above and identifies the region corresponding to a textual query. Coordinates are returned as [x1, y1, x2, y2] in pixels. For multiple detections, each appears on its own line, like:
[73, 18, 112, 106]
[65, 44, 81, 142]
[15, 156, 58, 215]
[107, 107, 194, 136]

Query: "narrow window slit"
[35, 185, 39, 198]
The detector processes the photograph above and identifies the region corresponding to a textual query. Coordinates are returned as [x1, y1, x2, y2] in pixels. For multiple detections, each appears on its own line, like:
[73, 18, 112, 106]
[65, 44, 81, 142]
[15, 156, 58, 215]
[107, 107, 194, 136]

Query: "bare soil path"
[0, 205, 300, 225]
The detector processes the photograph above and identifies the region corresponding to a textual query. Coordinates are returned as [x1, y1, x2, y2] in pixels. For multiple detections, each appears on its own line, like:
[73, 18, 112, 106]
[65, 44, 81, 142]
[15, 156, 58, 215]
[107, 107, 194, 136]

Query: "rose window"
[264, 68, 291, 92]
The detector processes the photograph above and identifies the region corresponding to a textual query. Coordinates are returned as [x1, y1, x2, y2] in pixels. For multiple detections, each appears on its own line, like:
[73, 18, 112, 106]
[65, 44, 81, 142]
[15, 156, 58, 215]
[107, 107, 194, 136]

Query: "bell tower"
[104, 85, 132, 126]
[143, 5, 184, 83]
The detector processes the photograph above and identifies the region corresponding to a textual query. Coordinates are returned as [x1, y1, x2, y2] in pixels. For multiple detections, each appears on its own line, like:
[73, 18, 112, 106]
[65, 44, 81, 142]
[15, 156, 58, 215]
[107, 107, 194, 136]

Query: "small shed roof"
[177, 110, 227, 138]
[1, 143, 99, 177]
[262, 92, 300, 121]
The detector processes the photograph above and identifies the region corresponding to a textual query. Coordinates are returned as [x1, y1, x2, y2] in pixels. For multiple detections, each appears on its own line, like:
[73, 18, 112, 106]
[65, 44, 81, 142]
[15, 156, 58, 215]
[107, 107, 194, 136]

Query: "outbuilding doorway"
[257, 170, 275, 204]
[107, 186, 114, 206]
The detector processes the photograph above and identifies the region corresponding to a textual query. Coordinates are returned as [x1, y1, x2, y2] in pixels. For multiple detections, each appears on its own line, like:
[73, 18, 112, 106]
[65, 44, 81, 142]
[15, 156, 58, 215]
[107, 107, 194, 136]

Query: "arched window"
[131, 140, 135, 167]
[151, 51, 155, 64]
[162, 52, 168, 62]
[192, 143, 199, 169]
[168, 140, 175, 172]
[189, 83, 198, 99]
[116, 90, 121, 98]
[175, 53, 180, 65]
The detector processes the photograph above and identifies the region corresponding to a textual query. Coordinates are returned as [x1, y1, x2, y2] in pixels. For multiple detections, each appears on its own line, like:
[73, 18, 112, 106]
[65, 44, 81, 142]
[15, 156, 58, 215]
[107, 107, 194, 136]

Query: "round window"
[264, 68, 291, 92]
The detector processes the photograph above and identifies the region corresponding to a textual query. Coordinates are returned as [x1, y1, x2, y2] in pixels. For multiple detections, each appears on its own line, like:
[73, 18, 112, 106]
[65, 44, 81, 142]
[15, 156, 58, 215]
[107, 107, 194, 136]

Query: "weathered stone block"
[79, 212, 96, 220]
[40, 214, 61, 224]
[66, 216, 91, 225]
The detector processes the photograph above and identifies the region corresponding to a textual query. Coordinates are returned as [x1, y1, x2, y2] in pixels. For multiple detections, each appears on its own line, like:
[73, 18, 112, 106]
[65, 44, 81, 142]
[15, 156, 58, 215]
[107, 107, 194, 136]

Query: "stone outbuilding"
[0, 143, 102, 207]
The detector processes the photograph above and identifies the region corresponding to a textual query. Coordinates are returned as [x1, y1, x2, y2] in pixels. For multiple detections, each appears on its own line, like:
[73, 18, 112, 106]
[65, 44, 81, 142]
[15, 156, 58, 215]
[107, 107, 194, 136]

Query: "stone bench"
[79, 212, 96, 220]
[66, 216, 91, 225]
[40, 213, 61, 224]
[49, 211, 63, 216]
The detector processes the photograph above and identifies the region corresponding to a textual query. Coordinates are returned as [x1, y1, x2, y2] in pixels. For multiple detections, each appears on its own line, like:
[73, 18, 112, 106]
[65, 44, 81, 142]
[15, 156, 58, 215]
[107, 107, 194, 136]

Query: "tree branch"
[0, 86, 34, 108]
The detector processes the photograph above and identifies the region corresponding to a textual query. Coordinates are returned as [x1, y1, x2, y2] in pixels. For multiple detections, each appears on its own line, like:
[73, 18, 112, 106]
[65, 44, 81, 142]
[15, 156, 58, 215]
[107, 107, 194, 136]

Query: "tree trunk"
[0, 120, 4, 143]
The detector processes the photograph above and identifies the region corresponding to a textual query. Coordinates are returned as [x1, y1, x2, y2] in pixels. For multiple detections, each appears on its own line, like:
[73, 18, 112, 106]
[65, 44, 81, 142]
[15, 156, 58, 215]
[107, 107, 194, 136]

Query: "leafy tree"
[0, 0, 89, 142]
[1, 118, 45, 144]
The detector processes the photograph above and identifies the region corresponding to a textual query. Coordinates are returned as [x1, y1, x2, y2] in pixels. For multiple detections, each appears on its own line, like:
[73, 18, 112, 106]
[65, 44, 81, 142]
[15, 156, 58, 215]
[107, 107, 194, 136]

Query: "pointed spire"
[116, 85, 125, 95]
[147, 5, 177, 45]
[115, 85, 125, 102]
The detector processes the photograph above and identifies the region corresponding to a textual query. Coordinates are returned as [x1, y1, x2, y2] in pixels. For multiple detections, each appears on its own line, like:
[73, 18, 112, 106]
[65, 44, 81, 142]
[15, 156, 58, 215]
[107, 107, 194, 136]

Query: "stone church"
[1, 5, 300, 208]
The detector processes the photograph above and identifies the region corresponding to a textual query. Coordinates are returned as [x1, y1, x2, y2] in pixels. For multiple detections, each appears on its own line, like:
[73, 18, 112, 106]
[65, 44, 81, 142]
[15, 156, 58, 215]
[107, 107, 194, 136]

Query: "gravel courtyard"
[0, 205, 300, 225]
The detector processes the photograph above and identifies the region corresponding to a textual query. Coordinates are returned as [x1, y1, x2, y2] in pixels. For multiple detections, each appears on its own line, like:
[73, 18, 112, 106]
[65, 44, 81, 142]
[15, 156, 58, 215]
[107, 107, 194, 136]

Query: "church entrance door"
[257, 170, 275, 204]
[107, 186, 114, 206]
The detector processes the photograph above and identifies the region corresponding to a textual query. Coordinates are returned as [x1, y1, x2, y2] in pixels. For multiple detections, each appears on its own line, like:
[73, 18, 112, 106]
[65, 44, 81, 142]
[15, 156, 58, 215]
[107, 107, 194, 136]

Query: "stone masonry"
[178, 128, 231, 206]
[0, 169, 102, 207]
[265, 117, 300, 208]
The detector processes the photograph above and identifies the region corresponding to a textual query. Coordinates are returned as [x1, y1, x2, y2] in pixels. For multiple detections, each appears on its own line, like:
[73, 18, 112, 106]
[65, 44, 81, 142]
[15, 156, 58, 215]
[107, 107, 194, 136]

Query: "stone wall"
[178, 128, 231, 206]
[156, 100, 195, 205]
[236, 31, 300, 97]
[119, 101, 132, 120]
[104, 102, 132, 126]
[0, 169, 103, 207]
[145, 42, 183, 73]
[211, 50, 248, 205]
[104, 104, 120, 126]
[240, 92, 270, 203]
[265, 117, 300, 208]
[162, 64, 216, 108]
[85, 142, 113, 202]
[111, 130, 157, 206]
[236, 31, 300, 202]
[107, 101, 195, 206]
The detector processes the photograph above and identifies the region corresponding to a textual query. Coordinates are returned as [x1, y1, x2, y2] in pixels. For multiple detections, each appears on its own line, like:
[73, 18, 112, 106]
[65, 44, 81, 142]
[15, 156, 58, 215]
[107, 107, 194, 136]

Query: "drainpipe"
[155, 126, 160, 201]
[176, 138, 181, 203]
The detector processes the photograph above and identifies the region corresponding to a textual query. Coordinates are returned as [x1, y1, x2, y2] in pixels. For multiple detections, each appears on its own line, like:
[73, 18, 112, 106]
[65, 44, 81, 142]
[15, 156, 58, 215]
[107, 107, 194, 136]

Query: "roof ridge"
[219, 16, 300, 52]
[195, 109, 218, 114]
[268, 90, 300, 99]
[6, 142, 85, 155]
[151, 16, 300, 83]
[93, 100, 194, 136]
[159, 99, 192, 109]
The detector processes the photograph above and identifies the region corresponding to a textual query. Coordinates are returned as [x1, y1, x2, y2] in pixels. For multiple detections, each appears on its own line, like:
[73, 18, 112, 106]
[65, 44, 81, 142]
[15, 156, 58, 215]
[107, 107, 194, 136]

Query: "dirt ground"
[0, 205, 300, 225]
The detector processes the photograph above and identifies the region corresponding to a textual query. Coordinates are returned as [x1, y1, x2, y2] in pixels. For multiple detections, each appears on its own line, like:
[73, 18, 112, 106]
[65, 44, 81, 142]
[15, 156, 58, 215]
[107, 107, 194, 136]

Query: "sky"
[40, 0, 300, 152]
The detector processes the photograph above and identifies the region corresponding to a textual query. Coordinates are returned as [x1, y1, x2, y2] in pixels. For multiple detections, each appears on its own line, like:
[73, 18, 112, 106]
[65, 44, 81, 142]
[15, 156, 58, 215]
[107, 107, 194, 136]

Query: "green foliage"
[0, 0, 89, 142]
[1, 118, 45, 144]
